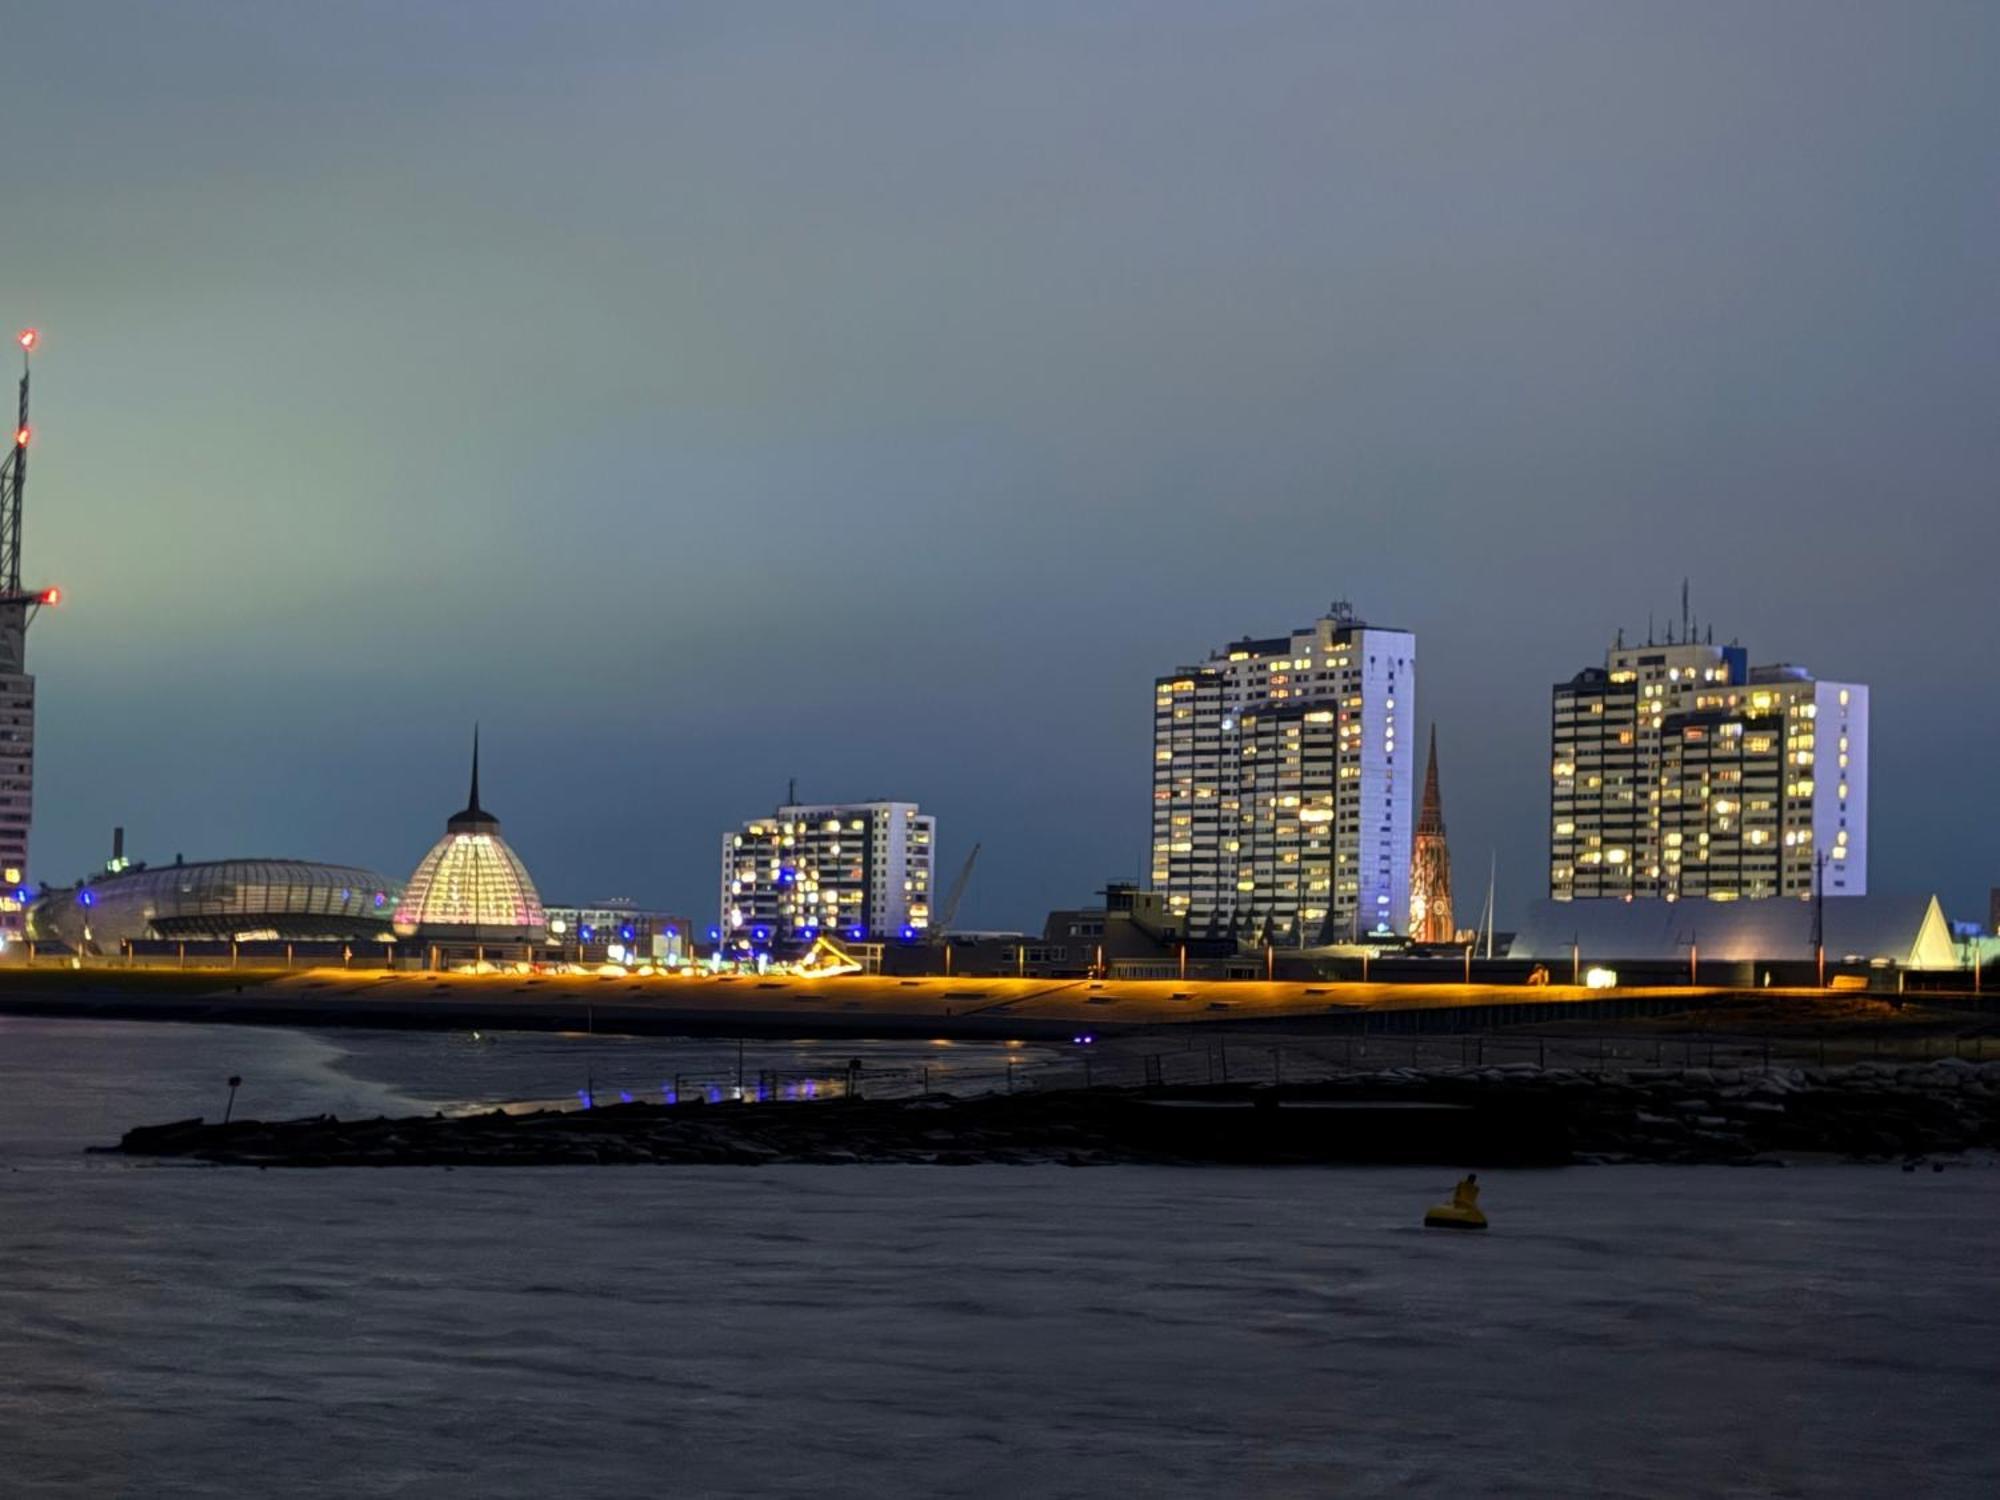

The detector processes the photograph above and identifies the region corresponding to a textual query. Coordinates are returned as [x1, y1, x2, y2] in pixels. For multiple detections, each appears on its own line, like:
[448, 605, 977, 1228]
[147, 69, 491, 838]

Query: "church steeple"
[1408, 726, 1454, 944]
[1417, 725, 1445, 838]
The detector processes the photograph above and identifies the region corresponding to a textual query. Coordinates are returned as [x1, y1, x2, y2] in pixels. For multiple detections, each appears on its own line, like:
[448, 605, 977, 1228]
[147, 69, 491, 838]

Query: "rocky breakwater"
[1544, 1055, 2000, 1163]
[98, 1058, 2000, 1168]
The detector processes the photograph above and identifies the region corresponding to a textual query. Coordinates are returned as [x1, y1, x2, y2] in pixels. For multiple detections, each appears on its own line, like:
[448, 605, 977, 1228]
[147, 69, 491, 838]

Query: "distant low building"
[1512, 893, 1958, 972]
[910, 882, 1258, 980]
[544, 902, 693, 964]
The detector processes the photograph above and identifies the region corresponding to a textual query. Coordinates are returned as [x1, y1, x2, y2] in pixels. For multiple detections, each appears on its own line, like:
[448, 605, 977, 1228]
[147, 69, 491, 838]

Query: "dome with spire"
[392, 729, 547, 943]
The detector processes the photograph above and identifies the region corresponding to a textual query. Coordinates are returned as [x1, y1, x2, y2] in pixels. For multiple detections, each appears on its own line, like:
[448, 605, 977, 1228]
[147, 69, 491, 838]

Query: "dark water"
[1, 1017, 1996, 1497]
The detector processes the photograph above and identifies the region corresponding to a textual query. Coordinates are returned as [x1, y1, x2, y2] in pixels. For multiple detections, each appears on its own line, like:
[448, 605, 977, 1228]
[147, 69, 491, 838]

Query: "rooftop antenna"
[1, 328, 35, 597]
[1647, 611, 1655, 646]
[0, 330, 58, 631]
[786, 776, 796, 807]
[1681, 577, 1690, 645]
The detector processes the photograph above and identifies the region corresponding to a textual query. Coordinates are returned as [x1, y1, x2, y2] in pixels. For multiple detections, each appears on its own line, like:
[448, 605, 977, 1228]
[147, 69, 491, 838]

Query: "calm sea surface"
[1, 1016, 1995, 1498]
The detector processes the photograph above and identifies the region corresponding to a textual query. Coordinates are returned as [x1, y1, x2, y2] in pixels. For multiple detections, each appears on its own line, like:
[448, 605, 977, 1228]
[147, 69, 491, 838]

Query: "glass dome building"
[392, 733, 547, 944]
[27, 858, 401, 951]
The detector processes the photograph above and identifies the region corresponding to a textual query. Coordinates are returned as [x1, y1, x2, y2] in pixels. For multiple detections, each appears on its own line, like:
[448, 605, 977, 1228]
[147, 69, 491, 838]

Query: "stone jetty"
[101, 1057, 2000, 1168]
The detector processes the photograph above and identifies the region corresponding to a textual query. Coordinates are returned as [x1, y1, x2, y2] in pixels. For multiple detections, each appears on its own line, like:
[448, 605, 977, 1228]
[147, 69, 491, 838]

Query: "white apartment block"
[1152, 602, 1416, 943]
[721, 801, 934, 948]
[1551, 636, 1867, 902]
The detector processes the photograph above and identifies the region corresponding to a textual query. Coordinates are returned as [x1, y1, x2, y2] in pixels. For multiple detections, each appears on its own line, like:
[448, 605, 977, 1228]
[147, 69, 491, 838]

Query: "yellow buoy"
[1424, 1173, 1488, 1231]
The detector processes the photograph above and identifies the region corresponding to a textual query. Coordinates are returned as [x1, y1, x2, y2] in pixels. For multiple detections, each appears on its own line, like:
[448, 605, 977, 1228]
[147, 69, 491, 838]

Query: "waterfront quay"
[0, 963, 1989, 1043]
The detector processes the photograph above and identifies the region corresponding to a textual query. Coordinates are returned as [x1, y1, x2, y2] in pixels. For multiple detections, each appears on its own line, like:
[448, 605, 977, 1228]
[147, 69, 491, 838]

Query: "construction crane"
[928, 842, 981, 942]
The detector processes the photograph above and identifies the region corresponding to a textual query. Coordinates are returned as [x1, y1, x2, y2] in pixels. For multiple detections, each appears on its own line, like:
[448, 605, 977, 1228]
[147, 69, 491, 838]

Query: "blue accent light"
[899, 925, 916, 942]
[666, 926, 678, 938]
[14, 886, 29, 903]
[619, 924, 635, 942]
[618, 1091, 633, 1104]
[579, 924, 595, 942]
[778, 867, 796, 885]
[577, 1090, 594, 1109]
[374, 891, 387, 908]
[847, 926, 866, 941]
[799, 925, 818, 940]
[78, 889, 96, 908]
[707, 926, 720, 942]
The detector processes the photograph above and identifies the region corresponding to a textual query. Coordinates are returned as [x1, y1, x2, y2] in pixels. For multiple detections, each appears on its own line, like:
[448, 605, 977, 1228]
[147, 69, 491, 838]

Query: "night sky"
[5, 3, 1997, 928]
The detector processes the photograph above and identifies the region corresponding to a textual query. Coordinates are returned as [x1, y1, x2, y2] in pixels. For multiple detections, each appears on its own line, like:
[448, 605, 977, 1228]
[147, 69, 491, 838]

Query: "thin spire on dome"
[448, 723, 498, 831]
[468, 724, 482, 815]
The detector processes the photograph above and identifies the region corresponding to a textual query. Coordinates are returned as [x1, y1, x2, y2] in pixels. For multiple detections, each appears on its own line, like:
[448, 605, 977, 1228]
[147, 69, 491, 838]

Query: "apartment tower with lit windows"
[721, 801, 934, 949]
[1151, 602, 1416, 943]
[1550, 634, 1867, 902]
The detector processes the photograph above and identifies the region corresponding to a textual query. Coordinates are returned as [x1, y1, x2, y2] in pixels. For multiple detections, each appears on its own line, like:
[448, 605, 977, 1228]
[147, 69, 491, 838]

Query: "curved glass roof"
[30, 858, 404, 945]
[392, 832, 546, 939]
[80, 858, 396, 899]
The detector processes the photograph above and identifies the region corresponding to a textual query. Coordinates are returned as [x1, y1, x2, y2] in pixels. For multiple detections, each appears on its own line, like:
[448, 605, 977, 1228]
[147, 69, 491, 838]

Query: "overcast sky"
[5, 2, 1996, 928]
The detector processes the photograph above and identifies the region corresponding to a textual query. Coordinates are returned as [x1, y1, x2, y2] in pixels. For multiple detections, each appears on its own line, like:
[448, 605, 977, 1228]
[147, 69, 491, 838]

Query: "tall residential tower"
[1551, 632, 1867, 902]
[1151, 602, 1416, 943]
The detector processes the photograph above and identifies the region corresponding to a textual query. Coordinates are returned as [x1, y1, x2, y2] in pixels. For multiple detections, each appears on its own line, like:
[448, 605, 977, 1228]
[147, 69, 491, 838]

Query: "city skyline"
[5, 4, 1997, 927]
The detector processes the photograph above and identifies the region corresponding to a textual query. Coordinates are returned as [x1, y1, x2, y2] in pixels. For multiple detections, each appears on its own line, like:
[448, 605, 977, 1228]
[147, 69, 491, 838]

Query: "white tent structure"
[1512, 894, 1960, 971]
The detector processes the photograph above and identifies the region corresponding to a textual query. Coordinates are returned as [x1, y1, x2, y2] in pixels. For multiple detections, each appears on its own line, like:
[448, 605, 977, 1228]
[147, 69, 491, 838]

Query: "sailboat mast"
[1482, 851, 1496, 960]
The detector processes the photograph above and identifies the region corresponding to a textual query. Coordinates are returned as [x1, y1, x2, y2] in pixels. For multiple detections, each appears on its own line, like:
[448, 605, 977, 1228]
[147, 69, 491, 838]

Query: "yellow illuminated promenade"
[0, 963, 1854, 1037]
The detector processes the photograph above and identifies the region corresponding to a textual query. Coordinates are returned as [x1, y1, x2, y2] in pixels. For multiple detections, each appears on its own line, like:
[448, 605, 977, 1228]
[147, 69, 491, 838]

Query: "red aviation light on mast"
[16, 330, 36, 353]
[12, 426, 26, 448]
[39, 587, 60, 606]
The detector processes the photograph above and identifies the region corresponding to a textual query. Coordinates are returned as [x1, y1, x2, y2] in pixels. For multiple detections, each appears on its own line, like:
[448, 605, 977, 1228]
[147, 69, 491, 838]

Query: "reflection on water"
[1, 1019, 1997, 1497]
[321, 1028, 1073, 1117]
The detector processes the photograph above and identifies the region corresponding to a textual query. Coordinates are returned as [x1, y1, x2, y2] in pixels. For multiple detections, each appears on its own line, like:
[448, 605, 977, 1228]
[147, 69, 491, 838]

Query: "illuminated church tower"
[1408, 726, 1454, 944]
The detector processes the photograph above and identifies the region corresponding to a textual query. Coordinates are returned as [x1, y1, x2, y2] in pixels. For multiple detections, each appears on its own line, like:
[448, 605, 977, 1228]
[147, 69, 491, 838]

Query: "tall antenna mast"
[1, 329, 34, 595]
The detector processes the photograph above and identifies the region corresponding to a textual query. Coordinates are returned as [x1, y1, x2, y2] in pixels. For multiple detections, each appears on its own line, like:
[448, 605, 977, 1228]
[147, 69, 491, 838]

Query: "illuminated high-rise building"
[721, 801, 934, 949]
[1151, 602, 1416, 943]
[1408, 726, 1454, 944]
[1551, 629, 1867, 902]
[392, 731, 547, 944]
[0, 328, 58, 936]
